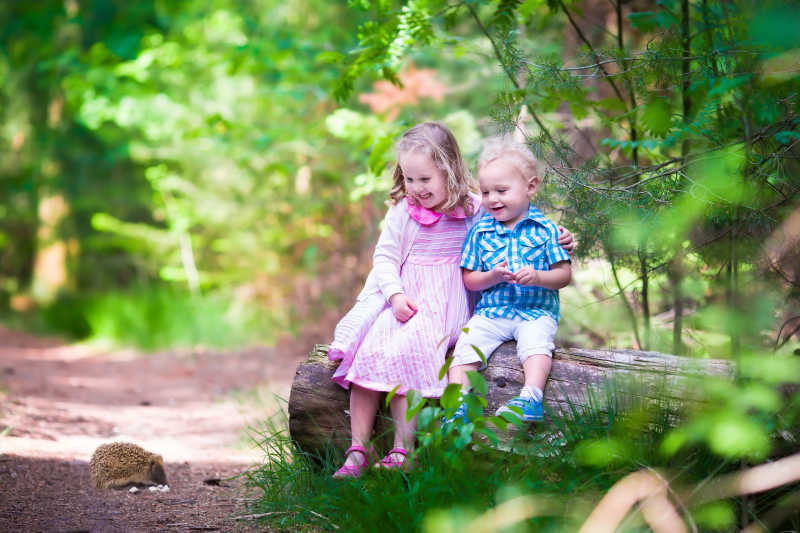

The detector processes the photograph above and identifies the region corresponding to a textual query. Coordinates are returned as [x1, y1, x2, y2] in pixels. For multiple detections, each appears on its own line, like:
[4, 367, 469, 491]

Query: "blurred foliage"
[0, 0, 498, 347]
[1, 0, 799, 360]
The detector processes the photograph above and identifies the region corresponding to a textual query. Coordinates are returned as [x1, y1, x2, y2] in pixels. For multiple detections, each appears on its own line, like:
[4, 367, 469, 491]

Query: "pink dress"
[330, 213, 471, 397]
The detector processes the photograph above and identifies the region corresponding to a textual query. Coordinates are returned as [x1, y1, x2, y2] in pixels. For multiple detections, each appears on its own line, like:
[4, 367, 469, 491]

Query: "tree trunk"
[288, 343, 732, 455]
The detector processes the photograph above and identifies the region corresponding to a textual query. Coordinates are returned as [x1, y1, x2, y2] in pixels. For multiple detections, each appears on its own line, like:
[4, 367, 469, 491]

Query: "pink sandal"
[333, 445, 372, 478]
[377, 447, 414, 471]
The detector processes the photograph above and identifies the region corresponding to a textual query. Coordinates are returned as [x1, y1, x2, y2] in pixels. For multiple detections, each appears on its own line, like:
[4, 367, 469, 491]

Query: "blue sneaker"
[442, 402, 471, 425]
[495, 397, 544, 422]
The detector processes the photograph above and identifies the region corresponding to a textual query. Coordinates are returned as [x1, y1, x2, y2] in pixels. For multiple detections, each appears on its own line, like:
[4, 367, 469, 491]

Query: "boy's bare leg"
[448, 362, 481, 392]
[522, 354, 552, 392]
[345, 384, 380, 466]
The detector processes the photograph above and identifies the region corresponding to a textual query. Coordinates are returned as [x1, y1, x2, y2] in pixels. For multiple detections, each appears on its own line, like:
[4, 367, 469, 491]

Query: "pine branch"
[465, 3, 570, 162]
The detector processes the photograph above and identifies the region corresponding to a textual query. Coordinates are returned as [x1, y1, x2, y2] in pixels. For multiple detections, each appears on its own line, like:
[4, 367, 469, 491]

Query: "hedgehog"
[89, 442, 168, 490]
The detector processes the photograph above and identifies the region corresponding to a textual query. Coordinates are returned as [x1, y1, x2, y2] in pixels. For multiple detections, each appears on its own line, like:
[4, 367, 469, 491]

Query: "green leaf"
[440, 383, 463, 410]
[466, 370, 487, 396]
[470, 344, 486, 367]
[368, 133, 394, 175]
[385, 384, 401, 408]
[454, 422, 474, 449]
[488, 416, 508, 432]
[641, 98, 672, 137]
[627, 11, 659, 32]
[476, 426, 499, 446]
[315, 51, 345, 64]
[775, 131, 800, 145]
[660, 428, 689, 456]
[692, 502, 736, 531]
[595, 97, 628, 113]
[574, 438, 629, 467]
[417, 406, 437, 430]
[708, 414, 770, 460]
[734, 384, 781, 413]
[738, 354, 800, 383]
[438, 355, 455, 380]
[406, 389, 427, 421]
[498, 409, 523, 427]
[750, 6, 800, 51]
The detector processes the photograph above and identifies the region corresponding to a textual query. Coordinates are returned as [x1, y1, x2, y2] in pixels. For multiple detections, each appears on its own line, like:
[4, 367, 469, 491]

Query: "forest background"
[2, 0, 799, 530]
[2, 0, 798, 357]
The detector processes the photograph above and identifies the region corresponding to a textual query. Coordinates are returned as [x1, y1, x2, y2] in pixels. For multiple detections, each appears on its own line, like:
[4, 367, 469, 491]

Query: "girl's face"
[399, 151, 449, 211]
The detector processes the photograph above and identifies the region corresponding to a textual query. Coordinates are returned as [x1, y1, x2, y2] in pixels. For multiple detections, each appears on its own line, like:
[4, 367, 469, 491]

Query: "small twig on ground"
[164, 524, 220, 531]
[163, 498, 197, 505]
[233, 511, 291, 521]
[298, 506, 340, 530]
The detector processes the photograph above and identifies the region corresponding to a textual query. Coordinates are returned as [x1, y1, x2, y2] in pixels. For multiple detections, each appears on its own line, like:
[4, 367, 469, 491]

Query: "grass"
[1, 284, 279, 350]
[241, 380, 781, 533]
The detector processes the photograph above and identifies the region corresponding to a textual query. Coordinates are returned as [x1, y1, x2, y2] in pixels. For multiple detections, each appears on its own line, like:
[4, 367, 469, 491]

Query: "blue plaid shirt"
[461, 205, 570, 322]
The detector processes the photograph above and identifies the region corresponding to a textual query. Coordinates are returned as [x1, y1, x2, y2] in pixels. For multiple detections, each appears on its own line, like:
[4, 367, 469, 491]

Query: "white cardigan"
[356, 195, 485, 302]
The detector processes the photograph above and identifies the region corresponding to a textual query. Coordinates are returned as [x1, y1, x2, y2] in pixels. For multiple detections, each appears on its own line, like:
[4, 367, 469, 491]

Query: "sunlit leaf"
[417, 405, 437, 430]
[466, 370, 487, 396]
[471, 344, 486, 367]
[476, 426, 499, 446]
[692, 502, 736, 531]
[574, 438, 629, 467]
[488, 416, 508, 432]
[641, 98, 672, 137]
[440, 383, 463, 410]
[406, 389, 427, 421]
[438, 355, 455, 380]
[708, 414, 770, 460]
[385, 384, 401, 408]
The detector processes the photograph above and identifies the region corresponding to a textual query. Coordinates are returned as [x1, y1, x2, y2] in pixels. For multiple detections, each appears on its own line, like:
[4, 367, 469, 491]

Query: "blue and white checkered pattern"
[460, 205, 570, 322]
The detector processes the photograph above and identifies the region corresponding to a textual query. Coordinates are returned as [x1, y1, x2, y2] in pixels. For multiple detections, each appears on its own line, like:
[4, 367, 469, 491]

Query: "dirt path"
[0, 325, 308, 532]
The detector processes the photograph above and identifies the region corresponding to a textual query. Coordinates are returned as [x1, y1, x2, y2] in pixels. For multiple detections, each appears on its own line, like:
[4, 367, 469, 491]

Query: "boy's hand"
[491, 261, 515, 285]
[389, 293, 418, 322]
[513, 266, 541, 286]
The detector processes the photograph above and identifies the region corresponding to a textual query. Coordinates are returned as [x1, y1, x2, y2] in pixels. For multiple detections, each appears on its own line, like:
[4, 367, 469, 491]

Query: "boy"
[448, 137, 572, 422]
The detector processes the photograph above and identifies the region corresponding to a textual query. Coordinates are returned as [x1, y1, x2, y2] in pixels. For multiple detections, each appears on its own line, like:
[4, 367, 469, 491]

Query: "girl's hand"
[557, 226, 576, 254]
[491, 261, 515, 285]
[513, 266, 540, 286]
[389, 293, 418, 322]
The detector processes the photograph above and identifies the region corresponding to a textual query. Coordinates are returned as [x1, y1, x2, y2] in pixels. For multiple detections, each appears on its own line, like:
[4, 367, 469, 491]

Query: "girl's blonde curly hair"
[389, 122, 477, 215]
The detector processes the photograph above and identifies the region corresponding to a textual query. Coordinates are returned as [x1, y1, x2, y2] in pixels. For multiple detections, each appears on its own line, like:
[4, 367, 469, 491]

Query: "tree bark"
[288, 343, 732, 455]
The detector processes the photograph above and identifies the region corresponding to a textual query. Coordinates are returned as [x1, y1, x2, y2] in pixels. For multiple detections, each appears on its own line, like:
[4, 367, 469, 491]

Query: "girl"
[328, 122, 572, 477]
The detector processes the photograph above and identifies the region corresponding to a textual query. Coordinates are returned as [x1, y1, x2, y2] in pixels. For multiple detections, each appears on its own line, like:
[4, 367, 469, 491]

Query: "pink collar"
[406, 198, 468, 225]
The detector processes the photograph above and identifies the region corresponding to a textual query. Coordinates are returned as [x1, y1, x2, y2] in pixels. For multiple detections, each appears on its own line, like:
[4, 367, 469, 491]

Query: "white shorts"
[451, 314, 558, 369]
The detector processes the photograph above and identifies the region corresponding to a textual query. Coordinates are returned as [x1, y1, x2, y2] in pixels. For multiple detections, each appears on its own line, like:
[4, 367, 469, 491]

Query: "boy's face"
[478, 158, 539, 229]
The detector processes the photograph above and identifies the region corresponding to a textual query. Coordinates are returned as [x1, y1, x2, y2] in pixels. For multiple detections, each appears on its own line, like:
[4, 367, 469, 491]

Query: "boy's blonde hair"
[390, 122, 476, 215]
[478, 136, 543, 182]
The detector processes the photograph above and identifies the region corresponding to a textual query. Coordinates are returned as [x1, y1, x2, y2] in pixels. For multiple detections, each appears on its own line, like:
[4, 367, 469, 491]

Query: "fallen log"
[288, 343, 732, 455]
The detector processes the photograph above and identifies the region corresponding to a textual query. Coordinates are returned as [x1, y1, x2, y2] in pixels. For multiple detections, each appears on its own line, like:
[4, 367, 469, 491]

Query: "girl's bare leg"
[343, 384, 380, 467]
[448, 362, 481, 392]
[390, 394, 416, 460]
